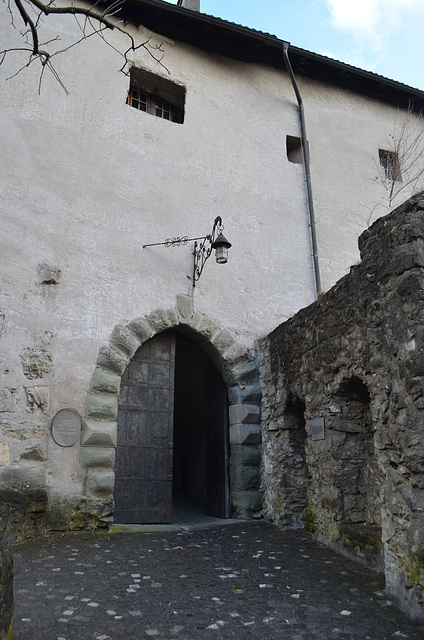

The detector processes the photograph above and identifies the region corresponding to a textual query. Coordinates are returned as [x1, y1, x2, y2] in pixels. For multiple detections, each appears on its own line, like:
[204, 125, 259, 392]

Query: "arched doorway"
[81, 304, 262, 521]
[114, 329, 229, 524]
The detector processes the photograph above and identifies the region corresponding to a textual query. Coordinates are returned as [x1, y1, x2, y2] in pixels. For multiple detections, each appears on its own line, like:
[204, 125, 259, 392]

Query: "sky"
[164, 0, 424, 91]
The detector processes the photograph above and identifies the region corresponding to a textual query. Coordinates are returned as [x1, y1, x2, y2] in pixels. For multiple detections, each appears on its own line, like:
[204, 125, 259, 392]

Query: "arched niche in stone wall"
[281, 396, 308, 527]
[323, 375, 383, 565]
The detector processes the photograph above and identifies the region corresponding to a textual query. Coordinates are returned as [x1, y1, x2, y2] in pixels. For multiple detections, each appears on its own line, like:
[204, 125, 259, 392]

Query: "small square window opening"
[379, 149, 402, 182]
[127, 68, 185, 124]
[287, 135, 303, 164]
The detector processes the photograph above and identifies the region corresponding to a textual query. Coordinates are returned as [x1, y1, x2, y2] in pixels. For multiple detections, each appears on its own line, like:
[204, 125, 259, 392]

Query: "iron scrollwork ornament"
[193, 217, 224, 285]
[142, 216, 231, 286]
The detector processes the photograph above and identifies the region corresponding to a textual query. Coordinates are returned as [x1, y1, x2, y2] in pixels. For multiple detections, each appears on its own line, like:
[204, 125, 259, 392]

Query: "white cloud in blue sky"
[163, 0, 424, 90]
[327, 0, 424, 43]
[324, 0, 424, 87]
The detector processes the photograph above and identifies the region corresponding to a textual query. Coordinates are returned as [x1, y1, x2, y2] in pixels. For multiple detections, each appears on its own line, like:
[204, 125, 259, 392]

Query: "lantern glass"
[215, 246, 228, 264]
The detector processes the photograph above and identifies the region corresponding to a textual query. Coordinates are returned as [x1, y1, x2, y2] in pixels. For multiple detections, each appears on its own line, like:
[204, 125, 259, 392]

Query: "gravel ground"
[11, 520, 424, 640]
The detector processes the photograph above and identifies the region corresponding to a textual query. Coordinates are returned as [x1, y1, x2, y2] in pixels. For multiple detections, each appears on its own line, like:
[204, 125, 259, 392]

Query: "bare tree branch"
[1, 0, 168, 92]
[375, 104, 424, 209]
[14, 0, 39, 54]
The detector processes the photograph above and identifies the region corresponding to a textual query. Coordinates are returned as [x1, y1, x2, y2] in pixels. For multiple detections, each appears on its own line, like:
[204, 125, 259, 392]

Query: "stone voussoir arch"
[80, 296, 262, 518]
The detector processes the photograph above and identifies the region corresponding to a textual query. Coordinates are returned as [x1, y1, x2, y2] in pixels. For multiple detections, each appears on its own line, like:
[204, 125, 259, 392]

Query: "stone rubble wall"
[259, 194, 424, 621]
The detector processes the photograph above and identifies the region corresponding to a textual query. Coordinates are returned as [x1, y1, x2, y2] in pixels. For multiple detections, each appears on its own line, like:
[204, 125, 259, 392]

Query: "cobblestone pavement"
[11, 520, 424, 640]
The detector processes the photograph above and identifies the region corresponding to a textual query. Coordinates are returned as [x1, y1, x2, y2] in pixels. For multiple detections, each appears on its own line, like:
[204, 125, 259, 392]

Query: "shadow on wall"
[279, 396, 308, 529]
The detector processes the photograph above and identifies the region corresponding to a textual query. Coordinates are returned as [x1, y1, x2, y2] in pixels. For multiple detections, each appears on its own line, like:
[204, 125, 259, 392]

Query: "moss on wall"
[339, 523, 383, 557]
[304, 505, 318, 534]
[397, 553, 424, 592]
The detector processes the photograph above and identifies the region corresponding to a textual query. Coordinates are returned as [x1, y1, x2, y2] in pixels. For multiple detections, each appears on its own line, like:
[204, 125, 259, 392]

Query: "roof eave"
[112, 0, 424, 110]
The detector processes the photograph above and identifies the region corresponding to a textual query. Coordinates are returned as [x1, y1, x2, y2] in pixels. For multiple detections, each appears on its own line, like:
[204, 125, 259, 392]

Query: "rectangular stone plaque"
[311, 417, 325, 441]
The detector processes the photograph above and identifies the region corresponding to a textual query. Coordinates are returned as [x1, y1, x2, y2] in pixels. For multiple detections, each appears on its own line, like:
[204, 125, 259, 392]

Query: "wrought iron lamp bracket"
[142, 216, 229, 287]
[192, 216, 224, 286]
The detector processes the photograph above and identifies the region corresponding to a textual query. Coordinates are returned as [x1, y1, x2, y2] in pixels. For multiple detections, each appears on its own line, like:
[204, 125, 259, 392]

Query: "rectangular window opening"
[287, 135, 303, 164]
[127, 67, 185, 125]
[379, 149, 402, 182]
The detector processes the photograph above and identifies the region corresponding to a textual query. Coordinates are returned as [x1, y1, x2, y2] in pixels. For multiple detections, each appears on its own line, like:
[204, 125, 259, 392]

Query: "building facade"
[0, 0, 423, 546]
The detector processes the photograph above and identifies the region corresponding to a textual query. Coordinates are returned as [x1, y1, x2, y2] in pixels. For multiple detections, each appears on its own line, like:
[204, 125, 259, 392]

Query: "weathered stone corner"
[81, 421, 117, 447]
[229, 403, 260, 425]
[0, 479, 49, 541]
[96, 346, 129, 376]
[221, 343, 250, 368]
[71, 498, 114, 530]
[231, 489, 262, 516]
[212, 328, 238, 355]
[196, 315, 220, 342]
[128, 317, 154, 343]
[232, 360, 260, 384]
[85, 470, 115, 498]
[230, 463, 260, 491]
[229, 403, 261, 445]
[89, 367, 121, 395]
[80, 447, 115, 469]
[85, 393, 118, 421]
[230, 424, 261, 445]
[147, 308, 179, 332]
[109, 325, 140, 358]
[228, 383, 262, 405]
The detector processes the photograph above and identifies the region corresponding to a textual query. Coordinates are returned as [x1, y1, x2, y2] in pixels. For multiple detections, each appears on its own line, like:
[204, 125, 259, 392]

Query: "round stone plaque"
[51, 409, 82, 447]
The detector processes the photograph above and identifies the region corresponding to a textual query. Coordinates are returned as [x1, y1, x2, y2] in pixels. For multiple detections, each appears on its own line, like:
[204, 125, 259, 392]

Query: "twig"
[1, 0, 169, 92]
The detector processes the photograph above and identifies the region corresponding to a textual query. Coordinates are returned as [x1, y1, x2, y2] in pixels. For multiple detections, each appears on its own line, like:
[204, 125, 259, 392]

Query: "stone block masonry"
[81, 303, 262, 519]
[260, 193, 424, 621]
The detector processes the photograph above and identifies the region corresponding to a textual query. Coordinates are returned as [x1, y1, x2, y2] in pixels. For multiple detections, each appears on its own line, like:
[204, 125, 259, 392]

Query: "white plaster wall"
[0, 6, 422, 500]
[299, 77, 424, 289]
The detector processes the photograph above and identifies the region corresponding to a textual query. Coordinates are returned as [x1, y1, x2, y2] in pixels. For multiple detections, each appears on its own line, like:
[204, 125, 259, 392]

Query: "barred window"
[127, 68, 185, 125]
[128, 87, 184, 124]
[379, 149, 402, 182]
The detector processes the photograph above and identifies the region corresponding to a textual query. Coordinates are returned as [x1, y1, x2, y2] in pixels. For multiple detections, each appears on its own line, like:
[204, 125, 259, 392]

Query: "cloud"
[326, 0, 424, 49]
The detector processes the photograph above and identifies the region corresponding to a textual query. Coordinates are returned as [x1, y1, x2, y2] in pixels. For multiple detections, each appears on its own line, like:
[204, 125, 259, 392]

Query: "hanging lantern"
[211, 232, 232, 264]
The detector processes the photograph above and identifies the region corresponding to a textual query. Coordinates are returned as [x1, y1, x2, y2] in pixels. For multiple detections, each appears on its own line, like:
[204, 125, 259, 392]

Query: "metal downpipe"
[282, 41, 322, 297]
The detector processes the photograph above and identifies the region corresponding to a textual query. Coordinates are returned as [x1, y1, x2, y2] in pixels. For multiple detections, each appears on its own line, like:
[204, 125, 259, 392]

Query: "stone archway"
[79, 296, 262, 519]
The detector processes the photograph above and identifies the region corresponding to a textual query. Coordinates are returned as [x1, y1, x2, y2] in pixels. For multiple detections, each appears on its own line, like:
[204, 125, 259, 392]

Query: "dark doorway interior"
[173, 331, 230, 519]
